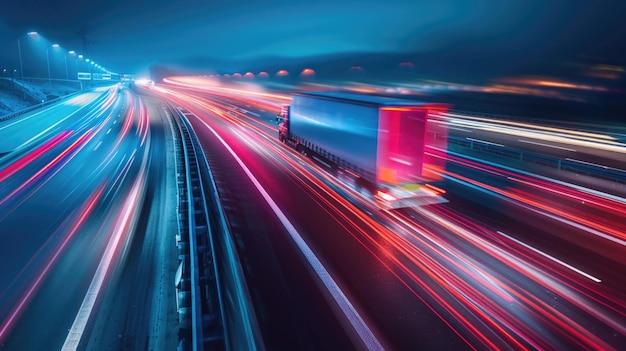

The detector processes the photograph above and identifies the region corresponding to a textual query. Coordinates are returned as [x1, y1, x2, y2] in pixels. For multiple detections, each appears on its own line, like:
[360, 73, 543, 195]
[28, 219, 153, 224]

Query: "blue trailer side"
[289, 94, 380, 183]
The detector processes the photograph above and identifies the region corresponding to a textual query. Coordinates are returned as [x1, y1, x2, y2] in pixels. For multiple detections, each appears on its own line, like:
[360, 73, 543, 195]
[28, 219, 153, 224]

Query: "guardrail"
[168, 104, 263, 351]
[444, 134, 626, 184]
[171, 105, 224, 350]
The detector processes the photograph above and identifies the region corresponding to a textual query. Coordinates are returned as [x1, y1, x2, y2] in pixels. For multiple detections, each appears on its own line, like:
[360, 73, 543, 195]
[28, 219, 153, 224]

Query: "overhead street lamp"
[47, 43, 60, 87]
[17, 31, 38, 80]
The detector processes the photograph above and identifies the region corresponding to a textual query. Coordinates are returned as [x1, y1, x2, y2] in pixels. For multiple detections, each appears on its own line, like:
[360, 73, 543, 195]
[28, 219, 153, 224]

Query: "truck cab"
[276, 104, 289, 123]
[277, 104, 290, 142]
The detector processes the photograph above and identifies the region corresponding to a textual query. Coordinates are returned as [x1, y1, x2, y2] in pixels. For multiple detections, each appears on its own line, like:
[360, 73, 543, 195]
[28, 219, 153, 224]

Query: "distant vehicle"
[277, 91, 450, 209]
[132, 78, 154, 86]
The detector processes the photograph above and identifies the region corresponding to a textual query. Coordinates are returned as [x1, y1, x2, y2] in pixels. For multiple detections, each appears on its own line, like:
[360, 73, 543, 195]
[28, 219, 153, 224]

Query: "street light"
[17, 31, 37, 80]
[47, 43, 60, 87]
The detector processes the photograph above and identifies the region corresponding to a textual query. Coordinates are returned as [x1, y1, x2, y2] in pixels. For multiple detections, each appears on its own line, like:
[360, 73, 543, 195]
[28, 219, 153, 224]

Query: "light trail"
[0, 130, 72, 183]
[0, 92, 100, 132]
[496, 231, 601, 282]
[0, 130, 92, 210]
[13, 88, 117, 151]
[166, 92, 527, 349]
[189, 111, 385, 350]
[0, 85, 147, 348]
[156, 83, 626, 350]
[445, 112, 618, 141]
[441, 165, 626, 247]
[163, 76, 291, 103]
[62, 162, 147, 351]
[0, 185, 105, 343]
[445, 112, 626, 153]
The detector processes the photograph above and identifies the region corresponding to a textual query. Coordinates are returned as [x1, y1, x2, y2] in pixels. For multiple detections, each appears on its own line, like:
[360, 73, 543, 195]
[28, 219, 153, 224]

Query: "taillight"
[424, 183, 446, 195]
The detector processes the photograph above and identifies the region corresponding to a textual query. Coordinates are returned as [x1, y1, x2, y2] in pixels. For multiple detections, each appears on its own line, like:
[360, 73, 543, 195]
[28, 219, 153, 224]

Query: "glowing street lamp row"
[212, 68, 316, 78]
[16, 31, 117, 80]
[212, 63, 417, 79]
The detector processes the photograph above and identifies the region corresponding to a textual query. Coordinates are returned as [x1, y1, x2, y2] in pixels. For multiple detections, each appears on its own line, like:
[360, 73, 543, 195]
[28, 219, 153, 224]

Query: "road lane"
[0, 85, 152, 349]
[79, 98, 179, 351]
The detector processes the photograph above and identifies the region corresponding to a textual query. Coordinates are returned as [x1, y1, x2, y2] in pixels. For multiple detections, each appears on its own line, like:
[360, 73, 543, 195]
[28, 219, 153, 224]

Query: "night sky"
[1, 0, 625, 75]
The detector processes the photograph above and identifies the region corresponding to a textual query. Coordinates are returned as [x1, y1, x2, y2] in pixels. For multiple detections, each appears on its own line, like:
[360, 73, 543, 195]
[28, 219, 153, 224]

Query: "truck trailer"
[277, 91, 450, 209]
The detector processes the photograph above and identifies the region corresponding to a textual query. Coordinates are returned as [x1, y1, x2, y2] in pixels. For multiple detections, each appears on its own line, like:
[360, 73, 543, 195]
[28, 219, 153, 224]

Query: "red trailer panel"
[376, 107, 427, 185]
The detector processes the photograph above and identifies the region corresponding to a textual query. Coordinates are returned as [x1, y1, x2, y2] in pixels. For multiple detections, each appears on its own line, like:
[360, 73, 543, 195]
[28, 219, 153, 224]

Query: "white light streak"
[496, 231, 602, 283]
[193, 114, 384, 351]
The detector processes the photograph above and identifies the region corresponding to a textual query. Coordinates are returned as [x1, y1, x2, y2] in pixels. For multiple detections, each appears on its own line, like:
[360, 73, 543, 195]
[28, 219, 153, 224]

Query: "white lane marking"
[518, 139, 577, 152]
[62, 146, 148, 351]
[94, 141, 102, 151]
[107, 128, 111, 134]
[466, 137, 504, 147]
[565, 158, 625, 172]
[496, 231, 602, 283]
[194, 115, 384, 350]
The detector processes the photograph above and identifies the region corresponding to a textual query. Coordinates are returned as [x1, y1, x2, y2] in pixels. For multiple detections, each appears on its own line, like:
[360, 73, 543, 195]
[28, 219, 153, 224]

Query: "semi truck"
[277, 91, 450, 209]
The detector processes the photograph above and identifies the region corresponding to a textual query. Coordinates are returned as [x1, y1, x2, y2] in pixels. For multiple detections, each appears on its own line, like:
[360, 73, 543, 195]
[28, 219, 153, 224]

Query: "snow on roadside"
[0, 79, 80, 118]
[0, 91, 31, 116]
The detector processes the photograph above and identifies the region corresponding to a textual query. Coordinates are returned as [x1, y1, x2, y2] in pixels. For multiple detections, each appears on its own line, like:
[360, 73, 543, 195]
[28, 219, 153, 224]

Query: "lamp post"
[77, 54, 83, 75]
[87, 60, 94, 87]
[66, 51, 76, 79]
[47, 43, 60, 88]
[17, 31, 38, 80]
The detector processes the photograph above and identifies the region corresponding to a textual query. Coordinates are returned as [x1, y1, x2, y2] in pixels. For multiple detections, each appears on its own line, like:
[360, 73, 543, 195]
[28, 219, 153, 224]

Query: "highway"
[0, 85, 178, 350]
[151, 79, 626, 350]
[1, 79, 625, 350]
